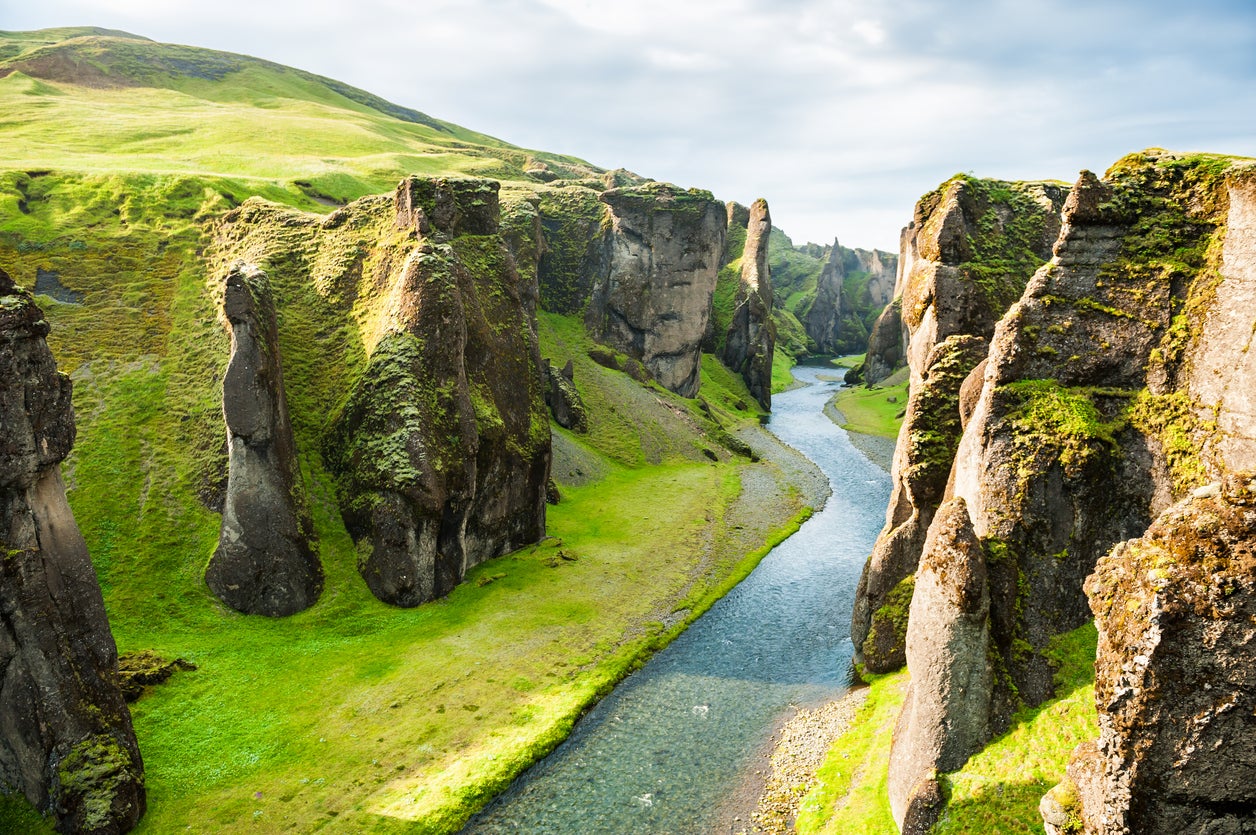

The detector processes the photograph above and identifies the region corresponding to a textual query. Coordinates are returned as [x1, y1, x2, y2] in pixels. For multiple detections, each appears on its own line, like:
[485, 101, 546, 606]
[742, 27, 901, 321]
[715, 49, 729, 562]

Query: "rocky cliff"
[0, 267, 145, 833]
[850, 175, 1067, 673]
[213, 176, 551, 608]
[585, 182, 726, 397]
[721, 198, 776, 410]
[877, 151, 1255, 830]
[205, 263, 323, 616]
[804, 243, 897, 356]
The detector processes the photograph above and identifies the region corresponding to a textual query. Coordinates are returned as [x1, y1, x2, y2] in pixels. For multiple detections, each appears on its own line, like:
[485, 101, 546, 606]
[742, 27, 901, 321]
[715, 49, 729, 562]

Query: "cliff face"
[721, 198, 776, 410]
[205, 263, 323, 616]
[0, 267, 145, 833]
[851, 176, 1066, 673]
[877, 151, 1253, 830]
[585, 183, 726, 397]
[805, 243, 897, 357]
[214, 177, 551, 609]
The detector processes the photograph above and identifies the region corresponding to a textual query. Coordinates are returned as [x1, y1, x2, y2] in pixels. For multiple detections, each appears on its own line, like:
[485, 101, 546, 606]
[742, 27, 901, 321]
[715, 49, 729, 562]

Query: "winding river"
[465, 365, 893, 833]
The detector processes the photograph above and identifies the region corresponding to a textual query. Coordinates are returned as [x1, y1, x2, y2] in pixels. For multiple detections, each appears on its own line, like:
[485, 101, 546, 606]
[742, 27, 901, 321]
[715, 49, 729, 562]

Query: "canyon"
[0, 26, 1252, 835]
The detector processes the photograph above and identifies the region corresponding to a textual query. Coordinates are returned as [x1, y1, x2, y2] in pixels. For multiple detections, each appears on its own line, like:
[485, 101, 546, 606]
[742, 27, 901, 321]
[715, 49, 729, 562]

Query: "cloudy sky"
[8, 0, 1256, 250]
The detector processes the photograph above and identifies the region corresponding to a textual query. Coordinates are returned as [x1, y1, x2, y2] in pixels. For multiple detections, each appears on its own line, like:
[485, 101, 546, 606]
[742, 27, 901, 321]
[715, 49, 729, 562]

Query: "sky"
[6, 0, 1256, 251]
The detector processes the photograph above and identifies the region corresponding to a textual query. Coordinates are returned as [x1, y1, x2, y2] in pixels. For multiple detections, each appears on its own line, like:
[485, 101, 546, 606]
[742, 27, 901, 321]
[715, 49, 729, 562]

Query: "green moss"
[536, 186, 604, 314]
[1128, 389, 1216, 494]
[55, 735, 137, 831]
[998, 380, 1135, 478]
[862, 573, 915, 662]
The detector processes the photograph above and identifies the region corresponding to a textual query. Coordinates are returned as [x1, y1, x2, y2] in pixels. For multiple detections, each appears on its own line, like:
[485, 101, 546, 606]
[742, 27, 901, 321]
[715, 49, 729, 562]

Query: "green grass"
[830, 380, 909, 439]
[934, 623, 1099, 834]
[797, 623, 1099, 835]
[771, 346, 799, 393]
[794, 670, 909, 834]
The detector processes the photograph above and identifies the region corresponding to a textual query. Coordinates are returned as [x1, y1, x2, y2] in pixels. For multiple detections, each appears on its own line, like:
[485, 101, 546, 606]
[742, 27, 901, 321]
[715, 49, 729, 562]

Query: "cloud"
[6, 0, 1256, 249]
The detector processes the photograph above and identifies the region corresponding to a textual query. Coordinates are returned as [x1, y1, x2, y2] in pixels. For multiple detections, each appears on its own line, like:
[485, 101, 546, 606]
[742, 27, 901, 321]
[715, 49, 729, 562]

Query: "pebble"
[736, 688, 869, 834]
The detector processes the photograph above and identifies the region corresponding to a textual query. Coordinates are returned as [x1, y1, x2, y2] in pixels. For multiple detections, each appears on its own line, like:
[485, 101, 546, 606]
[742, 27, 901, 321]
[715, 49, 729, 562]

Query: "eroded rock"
[543, 358, 587, 432]
[1059, 476, 1256, 833]
[888, 497, 992, 828]
[585, 182, 726, 397]
[721, 198, 776, 410]
[0, 266, 145, 833]
[205, 263, 323, 616]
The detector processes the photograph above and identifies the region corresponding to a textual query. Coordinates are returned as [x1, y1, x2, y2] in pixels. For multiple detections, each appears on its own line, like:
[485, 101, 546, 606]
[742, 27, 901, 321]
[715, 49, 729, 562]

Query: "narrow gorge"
[0, 24, 1252, 835]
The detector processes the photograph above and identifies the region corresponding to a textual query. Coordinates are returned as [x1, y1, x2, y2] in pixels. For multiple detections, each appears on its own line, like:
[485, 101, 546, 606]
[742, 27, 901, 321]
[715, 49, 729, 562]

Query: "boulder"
[0, 266, 145, 833]
[543, 358, 588, 432]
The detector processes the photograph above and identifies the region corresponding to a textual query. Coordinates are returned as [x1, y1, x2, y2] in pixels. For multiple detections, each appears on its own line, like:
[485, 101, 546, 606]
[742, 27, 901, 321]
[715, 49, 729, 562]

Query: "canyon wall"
[585, 183, 726, 397]
[0, 267, 145, 833]
[878, 151, 1256, 831]
[721, 198, 776, 410]
[213, 176, 551, 608]
[850, 175, 1067, 673]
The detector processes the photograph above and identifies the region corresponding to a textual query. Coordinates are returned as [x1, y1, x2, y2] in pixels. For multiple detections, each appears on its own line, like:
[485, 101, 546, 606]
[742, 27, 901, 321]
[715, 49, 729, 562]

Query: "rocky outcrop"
[888, 498, 991, 829]
[1057, 476, 1256, 834]
[0, 267, 145, 833]
[805, 243, 898, 357]
[721, 198, 776, 410]
[851, 176, 1066, 672]
[1043, 159, 1256, 835]
[216, 176, 551, 609]
[585, 182, 726, 397]
[205, 263, 322, 616]
[855, 300, 904, 385]
[877, 151, 1253, 828]
[325, 178, 551, 607]
[543, 358, 587, 432]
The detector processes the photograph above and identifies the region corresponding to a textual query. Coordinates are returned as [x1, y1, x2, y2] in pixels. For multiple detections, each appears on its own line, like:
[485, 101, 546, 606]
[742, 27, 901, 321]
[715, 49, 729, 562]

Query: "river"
[464, 364, 893, 833]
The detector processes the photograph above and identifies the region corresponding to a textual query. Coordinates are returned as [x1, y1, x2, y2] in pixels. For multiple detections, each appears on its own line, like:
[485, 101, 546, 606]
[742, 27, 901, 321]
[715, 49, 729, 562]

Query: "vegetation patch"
[794, 670, 909, 834]
[830, 379, 909, 440]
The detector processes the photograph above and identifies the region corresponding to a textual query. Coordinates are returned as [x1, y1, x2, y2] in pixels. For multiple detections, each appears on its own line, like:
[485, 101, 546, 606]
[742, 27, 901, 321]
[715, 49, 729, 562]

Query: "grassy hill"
[0, 29, 820, 833]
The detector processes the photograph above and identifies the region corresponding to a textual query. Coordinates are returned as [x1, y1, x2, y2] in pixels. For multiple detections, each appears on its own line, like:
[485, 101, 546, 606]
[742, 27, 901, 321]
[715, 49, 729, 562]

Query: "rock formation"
[585, 182, 726, 397]
[1042, 158, 1256, 835]
[0, 267, 145, 833]
[215, 176, 552, 609]
[205, 262, 323, 616]
[721, 198, 776, 410]
[805, 243, 897, 357]
[888, 498, 991, 830]
[851, 176, 1066, 673]
[876, 150, 1254, 827]
[1051, 475, 1256, 835]
[543, 358, 587, 432]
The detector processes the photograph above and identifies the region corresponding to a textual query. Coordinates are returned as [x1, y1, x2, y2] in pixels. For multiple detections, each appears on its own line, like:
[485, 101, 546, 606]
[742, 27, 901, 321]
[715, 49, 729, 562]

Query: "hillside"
[0, 28, 828, 833]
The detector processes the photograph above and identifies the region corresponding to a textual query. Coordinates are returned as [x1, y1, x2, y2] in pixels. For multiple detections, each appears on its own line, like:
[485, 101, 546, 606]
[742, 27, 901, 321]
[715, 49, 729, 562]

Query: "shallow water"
[464, 365, 892, 834]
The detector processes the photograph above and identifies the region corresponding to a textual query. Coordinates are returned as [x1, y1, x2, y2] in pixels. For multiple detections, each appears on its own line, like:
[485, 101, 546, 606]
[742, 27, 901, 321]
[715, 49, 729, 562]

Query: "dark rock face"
[205, 263, 322, 616]
[543, 358, 587, 432]
[585, 182, 726, 397]
[1064, 477, 1256, 834]
[888, 498, 991, 828]
[0, 267, 145, 833]
[324, 177, 551, 607]
[721, 198, 776, 410]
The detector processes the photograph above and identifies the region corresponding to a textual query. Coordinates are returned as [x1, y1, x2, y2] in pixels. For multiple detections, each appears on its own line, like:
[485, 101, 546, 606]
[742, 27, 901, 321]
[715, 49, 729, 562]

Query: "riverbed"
[464, 365, 892, 833]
